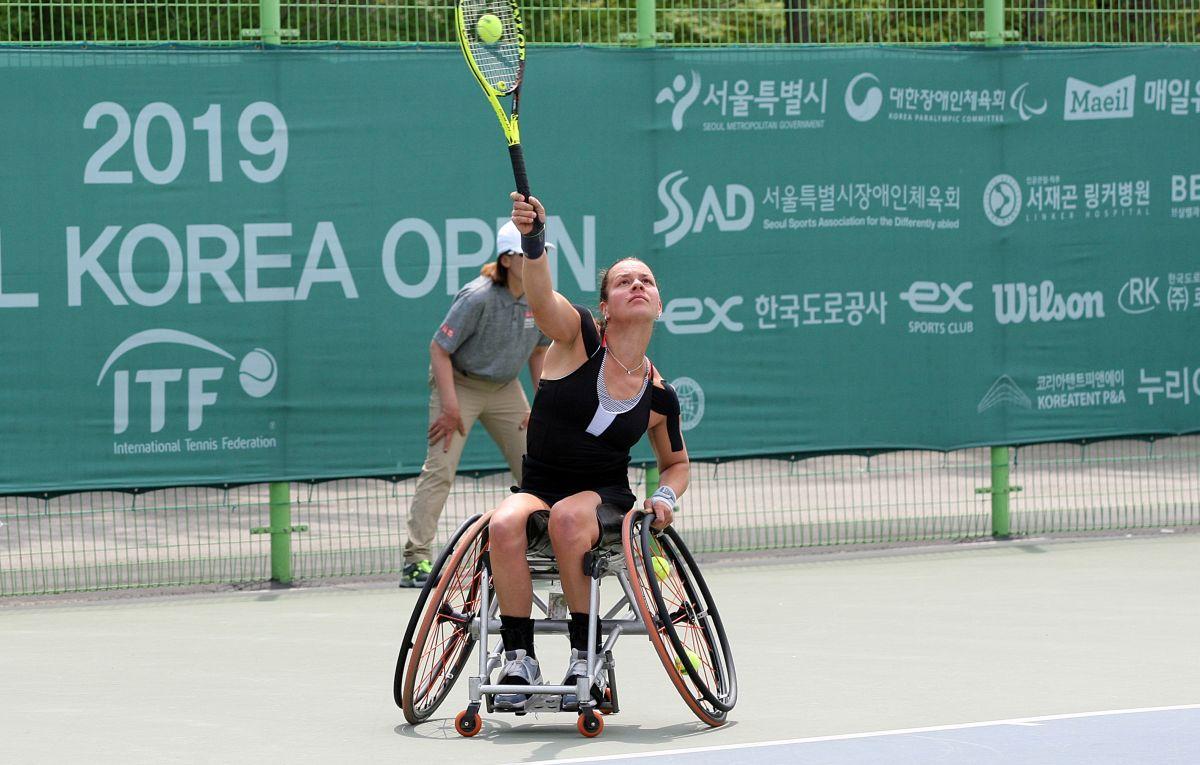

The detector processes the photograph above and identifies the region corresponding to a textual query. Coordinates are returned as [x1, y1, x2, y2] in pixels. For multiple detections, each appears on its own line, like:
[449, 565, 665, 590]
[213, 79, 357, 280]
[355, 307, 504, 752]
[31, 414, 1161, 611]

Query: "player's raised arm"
[510, 192, 580, 344]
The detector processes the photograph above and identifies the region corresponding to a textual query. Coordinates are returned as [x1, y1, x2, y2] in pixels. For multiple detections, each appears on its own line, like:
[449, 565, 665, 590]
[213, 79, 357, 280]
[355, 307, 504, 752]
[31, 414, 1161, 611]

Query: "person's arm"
[428, 341, 467, 452]
[645, 414, 690, 529]
[510, 192, 581, 344]
[527, 344, 547, 387]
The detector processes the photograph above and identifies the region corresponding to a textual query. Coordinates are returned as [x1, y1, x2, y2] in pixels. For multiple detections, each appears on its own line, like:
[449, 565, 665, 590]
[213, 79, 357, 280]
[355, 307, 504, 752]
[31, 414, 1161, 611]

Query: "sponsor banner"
[2, 46, 1200, 493]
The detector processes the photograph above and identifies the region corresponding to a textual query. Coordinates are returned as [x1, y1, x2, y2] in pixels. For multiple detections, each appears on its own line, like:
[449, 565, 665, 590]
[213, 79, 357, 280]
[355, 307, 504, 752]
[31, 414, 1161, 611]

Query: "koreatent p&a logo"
[96, 328, 280, 455]
[655, 170, 755, 248]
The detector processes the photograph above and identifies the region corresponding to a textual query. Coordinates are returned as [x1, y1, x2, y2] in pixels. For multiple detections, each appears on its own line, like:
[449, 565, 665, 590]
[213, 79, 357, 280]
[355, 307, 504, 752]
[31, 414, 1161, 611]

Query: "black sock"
[500, 615, 536, 659]
[568, 612, 602, 654]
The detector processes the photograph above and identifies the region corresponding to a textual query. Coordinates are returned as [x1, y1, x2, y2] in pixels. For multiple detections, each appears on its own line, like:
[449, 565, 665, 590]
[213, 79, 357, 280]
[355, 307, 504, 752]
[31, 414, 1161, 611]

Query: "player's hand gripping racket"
[455, 1, 533, 202]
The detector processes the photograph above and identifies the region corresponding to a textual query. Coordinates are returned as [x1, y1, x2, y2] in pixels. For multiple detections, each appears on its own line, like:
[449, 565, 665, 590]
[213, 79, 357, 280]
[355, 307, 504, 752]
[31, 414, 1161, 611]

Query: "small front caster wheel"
[454, 709, 481, 737]
[577, 710, 604, 737]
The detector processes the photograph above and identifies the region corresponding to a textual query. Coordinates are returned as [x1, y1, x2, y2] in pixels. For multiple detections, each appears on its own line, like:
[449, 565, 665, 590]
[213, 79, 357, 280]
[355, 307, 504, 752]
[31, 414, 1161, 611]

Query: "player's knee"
[488, 511, 528, 552]
[548, 502, 597, 546]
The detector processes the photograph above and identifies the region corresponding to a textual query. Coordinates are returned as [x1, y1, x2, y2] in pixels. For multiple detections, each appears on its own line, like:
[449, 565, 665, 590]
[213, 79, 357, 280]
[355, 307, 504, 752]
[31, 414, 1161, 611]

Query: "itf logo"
[655, 170, 754, 248]
[983, 174, 1023, 227]
[656, 71, 702, 131]
[844, 73, 883, 122]
[96, 329, 278, 434]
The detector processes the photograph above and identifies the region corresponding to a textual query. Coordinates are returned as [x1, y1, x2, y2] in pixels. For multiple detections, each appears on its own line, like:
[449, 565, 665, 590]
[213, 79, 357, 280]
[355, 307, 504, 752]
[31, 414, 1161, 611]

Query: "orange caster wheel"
[454, 709, 482, 737]
[599, 688, 614, 715]
[577, 710, 604, 737]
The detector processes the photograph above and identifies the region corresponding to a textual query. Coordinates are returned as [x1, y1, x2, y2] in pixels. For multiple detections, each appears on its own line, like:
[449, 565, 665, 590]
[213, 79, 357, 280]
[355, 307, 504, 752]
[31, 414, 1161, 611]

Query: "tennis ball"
[651, 556, 671, 582]
[476, 14, 503, 45]
[674, 648, 702, 674]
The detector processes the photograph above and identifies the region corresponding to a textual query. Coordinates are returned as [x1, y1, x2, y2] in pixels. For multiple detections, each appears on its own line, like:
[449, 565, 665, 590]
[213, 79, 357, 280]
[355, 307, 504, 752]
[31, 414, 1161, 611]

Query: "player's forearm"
[657, 461, 690, 501]
[429, 342, 460, 412]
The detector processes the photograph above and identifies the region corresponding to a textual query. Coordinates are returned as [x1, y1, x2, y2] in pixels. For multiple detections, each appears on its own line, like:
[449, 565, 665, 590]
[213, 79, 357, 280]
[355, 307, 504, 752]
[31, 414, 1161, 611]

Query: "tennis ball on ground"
[674, 648, 702, 674]
[651, 555, 671, 582]
[476, 14, 503, 44]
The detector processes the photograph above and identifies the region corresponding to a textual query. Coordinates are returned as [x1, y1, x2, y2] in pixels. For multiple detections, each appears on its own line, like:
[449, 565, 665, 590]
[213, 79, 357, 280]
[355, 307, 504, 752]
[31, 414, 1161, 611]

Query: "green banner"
[1, 47, 1198, 493]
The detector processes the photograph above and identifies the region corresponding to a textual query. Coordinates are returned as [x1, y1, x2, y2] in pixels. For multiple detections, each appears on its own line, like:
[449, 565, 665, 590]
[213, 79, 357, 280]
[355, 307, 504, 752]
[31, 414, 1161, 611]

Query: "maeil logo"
[1064, 75, 1136, 121]
[655, 170, 754, 248]
[992, 281, 1105, 324]
[844, 73, 883, 122]
[97, 329, 278, 434]
[656, 71, 703, 131]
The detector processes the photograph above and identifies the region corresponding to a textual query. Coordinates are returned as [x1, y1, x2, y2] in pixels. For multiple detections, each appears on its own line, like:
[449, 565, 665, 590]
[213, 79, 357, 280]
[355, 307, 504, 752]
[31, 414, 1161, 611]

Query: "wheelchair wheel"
[399, 514, 492, 724]
[622, 510, 737, 727]
[393, 513, 482, 711]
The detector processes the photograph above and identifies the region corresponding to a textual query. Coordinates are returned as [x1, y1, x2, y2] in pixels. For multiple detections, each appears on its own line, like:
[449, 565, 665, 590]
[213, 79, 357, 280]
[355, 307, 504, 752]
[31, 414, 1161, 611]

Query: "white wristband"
[650, 485, 677, 511]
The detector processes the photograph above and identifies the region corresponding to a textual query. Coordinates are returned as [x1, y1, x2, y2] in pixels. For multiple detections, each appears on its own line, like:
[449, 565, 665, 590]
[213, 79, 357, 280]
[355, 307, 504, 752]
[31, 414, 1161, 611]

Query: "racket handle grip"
[509, 143, 531, 200]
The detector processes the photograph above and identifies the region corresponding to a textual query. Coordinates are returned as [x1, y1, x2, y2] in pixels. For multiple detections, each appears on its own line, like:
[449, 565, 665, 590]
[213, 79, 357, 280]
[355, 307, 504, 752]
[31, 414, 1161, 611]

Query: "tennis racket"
[454, 1, 532, 199]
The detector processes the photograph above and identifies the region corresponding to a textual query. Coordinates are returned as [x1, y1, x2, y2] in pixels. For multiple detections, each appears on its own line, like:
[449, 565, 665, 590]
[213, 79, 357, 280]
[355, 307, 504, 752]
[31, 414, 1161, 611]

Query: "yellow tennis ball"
[476, 14, 503, 45]
[652, 556, 671, 582]
[674, 648, 701, 674]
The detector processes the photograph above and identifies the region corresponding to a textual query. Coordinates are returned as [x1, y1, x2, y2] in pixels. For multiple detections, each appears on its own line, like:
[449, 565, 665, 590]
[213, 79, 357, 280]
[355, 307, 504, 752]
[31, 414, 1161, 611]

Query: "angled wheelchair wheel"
[399, 514, 492, 724]
[623, 510, 737, 727]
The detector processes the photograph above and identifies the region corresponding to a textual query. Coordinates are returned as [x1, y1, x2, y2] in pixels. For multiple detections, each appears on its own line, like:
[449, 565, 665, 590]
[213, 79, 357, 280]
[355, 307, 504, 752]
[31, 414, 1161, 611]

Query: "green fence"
[2, 3, 1199, 597]
[3, 438, 1198, 596]
[2, 1, 1197, 46]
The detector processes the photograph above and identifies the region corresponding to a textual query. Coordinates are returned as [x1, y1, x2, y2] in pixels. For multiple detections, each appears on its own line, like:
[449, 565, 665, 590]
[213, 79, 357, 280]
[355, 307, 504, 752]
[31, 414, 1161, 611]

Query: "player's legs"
[547, 491, 604, 614]
[403, 375, 485, 567]
[477, 378, 531, 483]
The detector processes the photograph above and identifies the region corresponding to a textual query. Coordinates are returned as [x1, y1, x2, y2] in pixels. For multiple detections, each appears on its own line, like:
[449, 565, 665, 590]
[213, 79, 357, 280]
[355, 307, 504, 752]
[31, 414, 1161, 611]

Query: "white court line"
[515, 703, 1200, 765]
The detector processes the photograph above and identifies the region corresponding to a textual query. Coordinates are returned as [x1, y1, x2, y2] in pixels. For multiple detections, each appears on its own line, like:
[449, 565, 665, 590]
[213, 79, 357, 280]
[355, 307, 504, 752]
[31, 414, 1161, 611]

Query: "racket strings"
[460, 1, 522, 93]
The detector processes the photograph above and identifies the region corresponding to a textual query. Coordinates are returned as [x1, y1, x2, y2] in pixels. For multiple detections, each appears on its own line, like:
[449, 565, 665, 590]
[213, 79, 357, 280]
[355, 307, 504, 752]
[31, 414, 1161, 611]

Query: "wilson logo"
[992, 281, 1105, 324]
[1064, 75, 1136, 121]
[655, 171, 754, 248]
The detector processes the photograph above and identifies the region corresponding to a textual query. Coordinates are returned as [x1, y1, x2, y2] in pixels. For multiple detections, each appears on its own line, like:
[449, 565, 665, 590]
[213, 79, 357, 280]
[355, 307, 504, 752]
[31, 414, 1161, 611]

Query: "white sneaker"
[494, 649, 542, 711]
[561, 648, 604, 710]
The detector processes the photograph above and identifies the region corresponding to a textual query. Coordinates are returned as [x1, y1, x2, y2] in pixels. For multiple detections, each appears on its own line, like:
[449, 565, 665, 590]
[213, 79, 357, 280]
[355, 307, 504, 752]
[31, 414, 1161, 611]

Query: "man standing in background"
[400, 222, 552, 587]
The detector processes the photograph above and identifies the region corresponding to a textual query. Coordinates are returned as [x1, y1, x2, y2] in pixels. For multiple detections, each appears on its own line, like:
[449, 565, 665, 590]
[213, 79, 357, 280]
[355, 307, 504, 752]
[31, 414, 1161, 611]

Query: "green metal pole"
[637, 0, 656, 48]
[260, 0, 281, 45]
[269, 482, 292, 582]
[645, 466, 660, 498]
[984, 0, 1004, 46]
[990, 447, 1010, 538]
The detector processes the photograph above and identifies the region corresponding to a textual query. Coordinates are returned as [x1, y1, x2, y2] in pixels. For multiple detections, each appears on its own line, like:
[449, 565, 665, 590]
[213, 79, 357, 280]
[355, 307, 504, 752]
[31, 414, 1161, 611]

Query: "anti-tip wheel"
[577, 710, 604, 737]
[454, 709, 482, 737]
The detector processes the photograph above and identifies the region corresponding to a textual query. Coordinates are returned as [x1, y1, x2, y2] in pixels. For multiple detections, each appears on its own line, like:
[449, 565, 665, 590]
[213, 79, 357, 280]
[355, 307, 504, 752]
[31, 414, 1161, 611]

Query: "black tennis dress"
[516, 305, 683, 512]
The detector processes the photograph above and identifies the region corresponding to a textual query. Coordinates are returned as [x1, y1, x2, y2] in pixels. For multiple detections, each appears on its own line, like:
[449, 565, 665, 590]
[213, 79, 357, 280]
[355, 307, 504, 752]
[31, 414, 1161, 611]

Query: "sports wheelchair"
[393, 506, 737, 737]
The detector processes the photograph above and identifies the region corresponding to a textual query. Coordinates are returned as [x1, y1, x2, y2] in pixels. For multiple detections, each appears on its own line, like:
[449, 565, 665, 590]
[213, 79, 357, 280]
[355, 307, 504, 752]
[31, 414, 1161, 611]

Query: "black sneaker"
[399, 559, 432, 588]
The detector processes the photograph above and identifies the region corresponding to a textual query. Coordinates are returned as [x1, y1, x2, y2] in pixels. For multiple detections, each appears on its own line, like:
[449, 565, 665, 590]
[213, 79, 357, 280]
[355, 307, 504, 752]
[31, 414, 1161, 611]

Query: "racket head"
[455, 0, 525, 98]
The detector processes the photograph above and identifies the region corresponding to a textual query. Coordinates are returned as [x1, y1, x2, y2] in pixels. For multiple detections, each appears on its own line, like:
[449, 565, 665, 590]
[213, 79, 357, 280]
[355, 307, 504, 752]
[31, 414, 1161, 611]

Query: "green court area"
[3, 533, 1196, 764]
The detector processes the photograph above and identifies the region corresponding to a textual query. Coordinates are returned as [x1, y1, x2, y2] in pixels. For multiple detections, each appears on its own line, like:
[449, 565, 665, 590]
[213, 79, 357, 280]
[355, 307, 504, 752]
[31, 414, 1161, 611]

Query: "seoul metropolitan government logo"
[671, 376, 705, 431]
[983, 174, 1022, 227]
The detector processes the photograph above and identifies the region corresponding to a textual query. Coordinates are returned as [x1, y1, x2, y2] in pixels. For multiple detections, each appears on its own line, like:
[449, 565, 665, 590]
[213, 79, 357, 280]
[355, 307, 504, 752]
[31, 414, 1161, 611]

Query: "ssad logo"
[97, 329, 278, 434]
[899, 281, 974, 314]
[992, 281, 1105, 324]
[1010, 83, 1048, 121]
[977, 375, 1032, 413]
[1064, 75, 1136, 121]
[655, 170, 755, 248]
[845, 73, 883, 122]
[1118, 276, 1160, 315]
[671, 377, 705, 431]
[656, 71, 703, 131]
[983, 174, 1023, 227]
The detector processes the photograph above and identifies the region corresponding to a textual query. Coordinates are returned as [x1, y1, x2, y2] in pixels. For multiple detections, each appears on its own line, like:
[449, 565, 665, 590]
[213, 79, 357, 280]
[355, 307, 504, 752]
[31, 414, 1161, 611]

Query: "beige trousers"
[404, 370, 529, 563]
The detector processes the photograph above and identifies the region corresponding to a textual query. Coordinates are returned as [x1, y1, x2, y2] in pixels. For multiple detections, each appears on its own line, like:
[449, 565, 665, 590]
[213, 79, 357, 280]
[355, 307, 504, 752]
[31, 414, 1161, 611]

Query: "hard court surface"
[2, 534, 1197, 764]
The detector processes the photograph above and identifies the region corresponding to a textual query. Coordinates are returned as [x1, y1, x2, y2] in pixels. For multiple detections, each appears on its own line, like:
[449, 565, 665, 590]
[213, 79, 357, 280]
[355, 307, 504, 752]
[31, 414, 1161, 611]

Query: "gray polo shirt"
[433, 276, 551, 382]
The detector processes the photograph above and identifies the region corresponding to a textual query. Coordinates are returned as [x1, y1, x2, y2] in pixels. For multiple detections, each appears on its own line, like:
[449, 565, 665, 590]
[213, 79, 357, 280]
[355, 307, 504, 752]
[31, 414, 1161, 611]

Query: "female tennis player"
[487, 192, 690, 710]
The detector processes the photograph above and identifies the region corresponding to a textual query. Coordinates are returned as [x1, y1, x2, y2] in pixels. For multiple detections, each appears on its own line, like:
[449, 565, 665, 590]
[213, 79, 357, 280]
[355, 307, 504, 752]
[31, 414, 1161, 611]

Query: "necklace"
[607, 348, 646, 376]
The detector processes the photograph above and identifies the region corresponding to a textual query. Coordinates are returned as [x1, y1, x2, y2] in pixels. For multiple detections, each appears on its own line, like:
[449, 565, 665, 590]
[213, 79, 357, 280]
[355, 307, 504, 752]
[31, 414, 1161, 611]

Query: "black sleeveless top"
[519, 305, 682, 508]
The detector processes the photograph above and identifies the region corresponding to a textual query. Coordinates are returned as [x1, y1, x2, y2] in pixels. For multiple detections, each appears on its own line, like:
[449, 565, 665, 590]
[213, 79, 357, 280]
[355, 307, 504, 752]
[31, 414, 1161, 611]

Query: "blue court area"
[529, 707, 1200, 765]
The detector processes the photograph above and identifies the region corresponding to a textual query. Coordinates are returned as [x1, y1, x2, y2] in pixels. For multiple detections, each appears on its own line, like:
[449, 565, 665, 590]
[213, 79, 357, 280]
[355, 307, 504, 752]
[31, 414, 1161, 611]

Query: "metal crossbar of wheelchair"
[470, 548, 644, 715]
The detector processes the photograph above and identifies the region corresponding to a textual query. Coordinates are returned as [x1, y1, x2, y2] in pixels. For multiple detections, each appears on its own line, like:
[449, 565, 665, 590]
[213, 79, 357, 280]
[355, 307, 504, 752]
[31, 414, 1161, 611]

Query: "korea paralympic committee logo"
[983, 174, 1023, 227]
[671, 377, 705, 431]
[844, 73, 883, 122]
[97, 329, 278, 435]
[656, 71, 702, 131]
